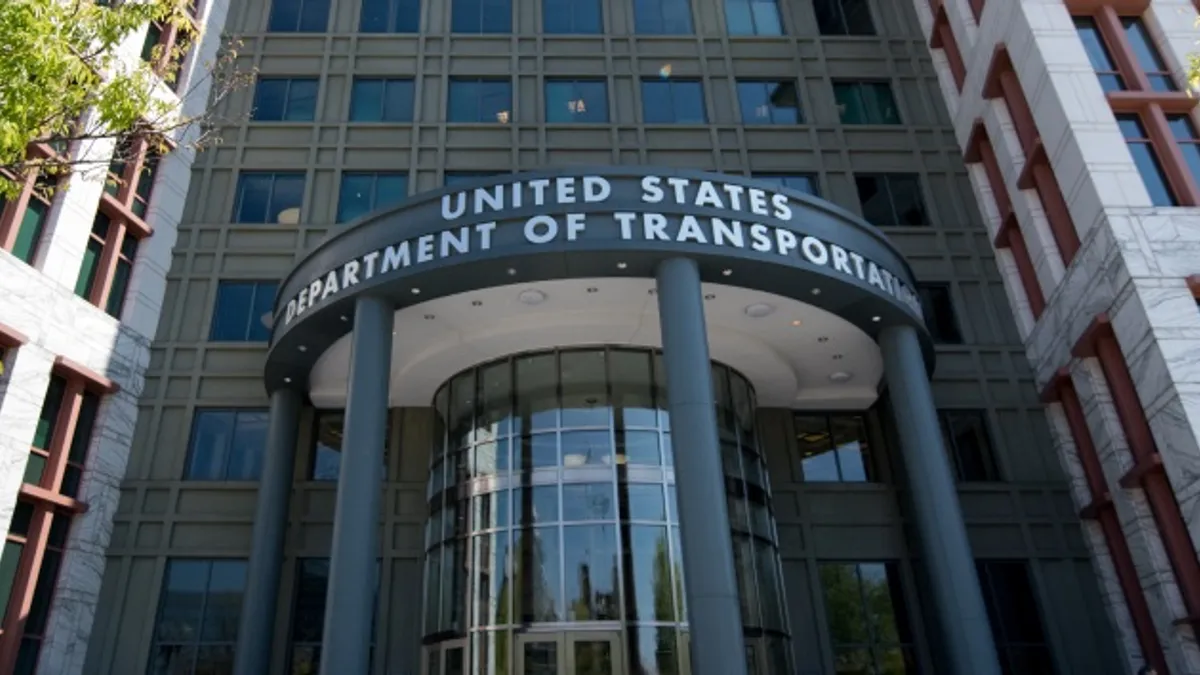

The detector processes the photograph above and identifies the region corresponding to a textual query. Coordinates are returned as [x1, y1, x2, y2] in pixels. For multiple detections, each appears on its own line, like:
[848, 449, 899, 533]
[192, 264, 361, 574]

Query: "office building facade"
[4, 0, 1199, 674]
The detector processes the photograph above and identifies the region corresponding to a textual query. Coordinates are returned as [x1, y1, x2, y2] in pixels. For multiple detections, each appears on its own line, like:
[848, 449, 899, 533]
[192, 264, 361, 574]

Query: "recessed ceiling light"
[587, 287, 598, 293]
[829, 371, 853, 383]
[424, 314, 435, 320]
[340, 315, 348, 322]
[283, 376, 293, 383]
[472, 300, 483, 307]
[519, 289, 547, 305]
[811, 288, 821, 295]
[722, 268, 733, 276]
[744, 303, 775, 318]
[507, 268, 517, 275]
[411, 288, 421, 294]
[790, 320, 803, 327]
[298, 345, 307, 352]
[704, 293, 716, 300]
[617, 262, 628, 269]
[871, 315, 881, 322]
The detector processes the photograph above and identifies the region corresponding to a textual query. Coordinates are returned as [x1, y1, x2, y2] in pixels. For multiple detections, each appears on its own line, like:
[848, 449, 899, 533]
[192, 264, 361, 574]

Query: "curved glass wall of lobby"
[422, 347, 790, 675]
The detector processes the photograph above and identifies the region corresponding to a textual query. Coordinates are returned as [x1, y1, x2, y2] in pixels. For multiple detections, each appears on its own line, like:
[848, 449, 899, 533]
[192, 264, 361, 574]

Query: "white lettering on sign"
[281, 175, 923, 326]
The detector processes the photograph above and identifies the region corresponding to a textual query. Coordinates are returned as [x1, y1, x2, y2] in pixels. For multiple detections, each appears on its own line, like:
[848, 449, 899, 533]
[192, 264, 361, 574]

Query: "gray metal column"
[655, 257, 749, 675]
[233, 387, 301, 675]
[879, 324, 1002, 675]
[319, 295, 393, 674]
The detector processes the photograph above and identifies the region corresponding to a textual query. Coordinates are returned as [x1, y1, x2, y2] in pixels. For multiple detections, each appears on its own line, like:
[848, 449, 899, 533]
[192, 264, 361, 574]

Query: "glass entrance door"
[516, 632, 624, 675]
[422, 637, 466, 675]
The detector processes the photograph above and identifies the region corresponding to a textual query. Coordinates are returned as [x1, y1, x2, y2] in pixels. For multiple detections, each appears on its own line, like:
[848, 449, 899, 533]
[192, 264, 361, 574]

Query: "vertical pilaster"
[878, 324, 1002, 675]
[319, 295, 393, 674]
[655, 257, 748, 675]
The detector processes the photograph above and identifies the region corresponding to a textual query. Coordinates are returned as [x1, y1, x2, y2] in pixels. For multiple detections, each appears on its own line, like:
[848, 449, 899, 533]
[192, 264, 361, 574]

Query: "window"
[310, 411, 390, 480]
[452, 0, 511, 33]
[268, 0, 331, 31]
[976, 562, 1055, 675]
[736, 81, 801, 124]
[544, 80, 609, 123]
[233, 172, 305, 224]
[725, 0, 782, 36]
[543, 0, 602, 33]
[751, 174, 819, 196]
[939, 410, 1000, 482]
[448, 79, 513, 123]
[3, 508, 70, 675]
[105, 138, 159, 220]
[1074, 17, 1124, 92]
[349, 78, 414, 122]
[252, 77, 318, 122]
[1117, 114, 1176, 206]
[209, 281, 277, 342]
[833, 81, 900, 124]
[1169, 114, 1200, 188]
[28, 375, 100, 495]
[1123, 17, 1176, 92]
[818, 562, 916, 674]
[794, 414, 874, 482]
[75, 212, 139, 318]
[146, 559, 248, 675]
[338, 172, 408, 223]
[814, 0, 874, 35]
[184, 409, 269, 480]
[916, 284, 962, 344]
[1, 159, 57, 266]
[641, 80, 706, 124]
[855, 174, 926, 226]
[140, 14, 194, 92]
[444, 172, 503, 186]
[633, 0, 694, 34]
[288, 558, 379, 672]
[359, 0, 420, 32]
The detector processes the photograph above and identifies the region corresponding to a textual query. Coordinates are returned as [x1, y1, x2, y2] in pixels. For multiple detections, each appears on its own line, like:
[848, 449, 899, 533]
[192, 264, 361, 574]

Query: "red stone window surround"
[1070, 1, 1200, 206]
[982, 46, 1083, 265]
[0, 143, 66, 267]
[928, 0, 967, 92]
[140, 2, 200, 93]
[82, 136, 163, 318]
[0, 358, 117, 674]
[964, 121, 1047, 318]
[1073, 313, 1200, 637]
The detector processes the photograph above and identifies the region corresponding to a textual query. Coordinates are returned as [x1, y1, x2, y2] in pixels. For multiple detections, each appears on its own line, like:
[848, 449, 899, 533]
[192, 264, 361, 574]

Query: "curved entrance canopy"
[264, 167, 932, 393]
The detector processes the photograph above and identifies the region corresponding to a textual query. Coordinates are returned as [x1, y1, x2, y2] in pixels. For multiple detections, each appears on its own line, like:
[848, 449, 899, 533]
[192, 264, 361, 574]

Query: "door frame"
[420, 637, 468, 675]
[514, 630, 624, 674]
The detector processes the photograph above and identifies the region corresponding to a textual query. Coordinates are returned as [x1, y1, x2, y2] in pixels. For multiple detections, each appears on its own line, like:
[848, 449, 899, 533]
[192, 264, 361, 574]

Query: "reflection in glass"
[425, 348, 790, 670]
[819, 562, 915, 674]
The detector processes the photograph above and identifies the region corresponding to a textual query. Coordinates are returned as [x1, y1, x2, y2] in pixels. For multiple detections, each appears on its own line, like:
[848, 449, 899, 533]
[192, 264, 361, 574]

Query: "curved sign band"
[265, 167, 932, 393]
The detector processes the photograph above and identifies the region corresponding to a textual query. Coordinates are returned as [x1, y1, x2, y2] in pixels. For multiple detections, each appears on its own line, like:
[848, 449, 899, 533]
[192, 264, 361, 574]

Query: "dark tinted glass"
[856, 174, 926, 226]
[33, 376, 65, 450]
[1074, 17, 1124, 91]
[1123, 17, 1176, 92]
[543, 0, 602, 33]
[819, 562, 916, 674]
[545, 80, 609, 123]
[338, 172, 409, 222]
[752, 174, 819, 196]
[814, 0, 874, 35]
[268, 0, 331, 31]
[917, 284, 962, 343]
[1118, 115, 1177, 206]
[252, 78, 318, 121]
[184, 409, 268, 480]
[835, 81, 900, 124]
[452, 0, 511, 33]
[941, 410, 999, 481]
[725, 0, 783, 36]
[233, 172, 305, 223]
[633, 0, 693, 34]
[359, 0, 420, 32]
[448, 79, 513, 123]
[641, 80, 706, 123]
[210, 281, 276, 341]
[349, 78, 414, 121]
[737, 81, 801, 124]
[977, 562, 1055, 675]
[1169, 114, 1200, 187]
[149, 559, 247, 675]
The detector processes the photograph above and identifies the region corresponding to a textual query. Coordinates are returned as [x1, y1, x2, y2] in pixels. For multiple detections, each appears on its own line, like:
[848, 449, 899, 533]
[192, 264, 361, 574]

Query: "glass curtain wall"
[422, 347, 791, 675]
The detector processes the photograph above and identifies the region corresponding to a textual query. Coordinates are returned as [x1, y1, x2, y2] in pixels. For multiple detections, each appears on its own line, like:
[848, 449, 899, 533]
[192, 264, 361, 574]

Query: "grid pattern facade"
[82, 0, 1124, 674]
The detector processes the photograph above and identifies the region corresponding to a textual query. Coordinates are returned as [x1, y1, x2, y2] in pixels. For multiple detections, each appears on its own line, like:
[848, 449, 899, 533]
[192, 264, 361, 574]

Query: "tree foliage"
[0, 0, 250, 195]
